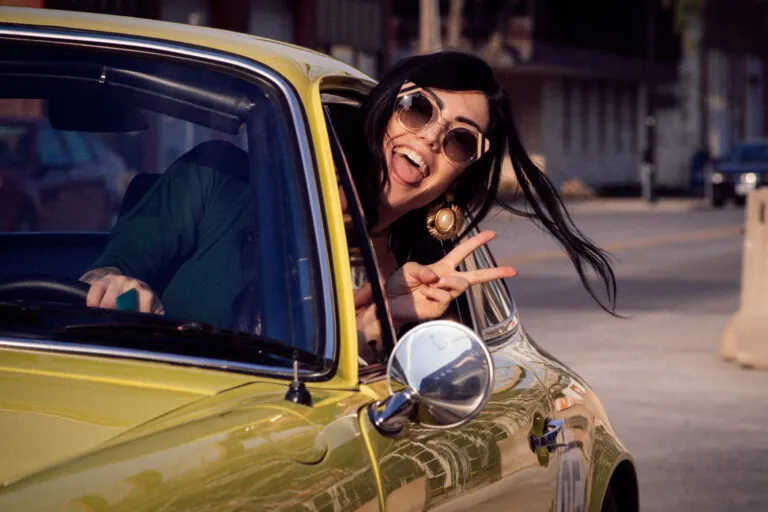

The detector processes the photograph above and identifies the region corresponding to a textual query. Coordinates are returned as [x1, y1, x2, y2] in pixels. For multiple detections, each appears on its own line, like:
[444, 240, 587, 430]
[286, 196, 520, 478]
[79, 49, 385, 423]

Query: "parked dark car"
[706, 140, 768, 207]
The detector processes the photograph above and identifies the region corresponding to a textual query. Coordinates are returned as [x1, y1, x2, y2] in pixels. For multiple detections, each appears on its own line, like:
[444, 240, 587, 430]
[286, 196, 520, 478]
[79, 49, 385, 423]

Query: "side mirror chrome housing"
[367, 320, 494, 436]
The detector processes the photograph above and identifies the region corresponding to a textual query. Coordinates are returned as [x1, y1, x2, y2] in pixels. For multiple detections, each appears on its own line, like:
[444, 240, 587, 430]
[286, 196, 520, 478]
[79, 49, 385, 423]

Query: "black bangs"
[389, 51, 498, 95]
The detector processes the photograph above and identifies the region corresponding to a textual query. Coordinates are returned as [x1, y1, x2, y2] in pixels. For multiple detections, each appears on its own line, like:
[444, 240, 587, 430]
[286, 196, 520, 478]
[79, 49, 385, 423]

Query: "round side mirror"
[368, 320, 494, 435]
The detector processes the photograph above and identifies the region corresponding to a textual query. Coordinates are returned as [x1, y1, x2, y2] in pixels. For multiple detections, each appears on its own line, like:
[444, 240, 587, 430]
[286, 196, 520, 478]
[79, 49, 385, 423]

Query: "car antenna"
[284, 350, 312, 406]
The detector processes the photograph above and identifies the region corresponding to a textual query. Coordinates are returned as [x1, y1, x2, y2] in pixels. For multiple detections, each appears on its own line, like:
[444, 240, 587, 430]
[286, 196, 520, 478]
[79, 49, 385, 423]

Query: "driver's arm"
[80, 154, 209, 313]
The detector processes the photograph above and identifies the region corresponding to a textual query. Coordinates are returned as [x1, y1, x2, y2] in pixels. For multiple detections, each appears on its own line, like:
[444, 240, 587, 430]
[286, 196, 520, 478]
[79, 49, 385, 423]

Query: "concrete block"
[721, 188, 768, 369]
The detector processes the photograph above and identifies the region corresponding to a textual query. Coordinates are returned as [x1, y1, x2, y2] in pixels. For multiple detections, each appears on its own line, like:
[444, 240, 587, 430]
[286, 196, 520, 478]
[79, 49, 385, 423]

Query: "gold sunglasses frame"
[394, 82, 491, 165]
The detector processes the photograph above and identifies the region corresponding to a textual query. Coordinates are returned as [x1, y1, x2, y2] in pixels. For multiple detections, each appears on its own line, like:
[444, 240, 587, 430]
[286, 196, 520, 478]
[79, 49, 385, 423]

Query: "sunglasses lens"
[444, 128, 479, 164]
[396, 93, 434, 131]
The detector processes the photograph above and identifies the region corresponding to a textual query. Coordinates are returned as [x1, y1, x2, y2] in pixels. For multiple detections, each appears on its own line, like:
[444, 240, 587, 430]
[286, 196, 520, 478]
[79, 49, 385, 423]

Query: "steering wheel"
[0, 276, 90, 305]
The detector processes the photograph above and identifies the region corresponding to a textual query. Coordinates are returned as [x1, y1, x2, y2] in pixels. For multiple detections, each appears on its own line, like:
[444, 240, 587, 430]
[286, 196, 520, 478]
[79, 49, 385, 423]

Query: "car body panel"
[716, 162, 768, 173]
[0, 346, 260, 484]
[0, 7, 371, 93]
[0, 376, 381, 511]
[305, 77, 375, 391]
[359, 339, 560, 512]
[517, 332, 635, 512]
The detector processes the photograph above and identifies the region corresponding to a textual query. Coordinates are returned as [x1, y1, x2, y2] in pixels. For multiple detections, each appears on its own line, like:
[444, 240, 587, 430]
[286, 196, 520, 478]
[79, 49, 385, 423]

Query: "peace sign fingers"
[435, 230, 498, 271]
[459, 265, 518, 286]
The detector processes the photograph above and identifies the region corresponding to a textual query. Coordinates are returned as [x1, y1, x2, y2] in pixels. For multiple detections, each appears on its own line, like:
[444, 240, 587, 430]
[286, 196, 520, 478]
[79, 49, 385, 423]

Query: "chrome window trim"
[0, 337, 322, 378]
[458, 259, 482, 332]
[0, 26, 336, 372]
[482, 312, 520, 344]
[463, 228, 520, 346]
[320, 92, 363, 107]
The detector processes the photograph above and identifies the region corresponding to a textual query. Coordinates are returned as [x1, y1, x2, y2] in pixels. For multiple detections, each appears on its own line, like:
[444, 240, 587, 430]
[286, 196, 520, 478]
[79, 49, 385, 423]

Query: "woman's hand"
[386, 231, 517, 327]
[85, 272, 165, 314]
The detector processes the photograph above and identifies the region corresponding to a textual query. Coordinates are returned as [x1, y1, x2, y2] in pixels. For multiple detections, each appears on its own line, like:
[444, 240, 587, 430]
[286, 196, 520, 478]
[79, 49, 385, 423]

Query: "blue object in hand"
[115, 288, 139, 311]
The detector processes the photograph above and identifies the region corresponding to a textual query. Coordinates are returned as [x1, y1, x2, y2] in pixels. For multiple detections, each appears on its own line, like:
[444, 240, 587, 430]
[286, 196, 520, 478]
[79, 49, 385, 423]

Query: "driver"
[80, 140, 254, 330]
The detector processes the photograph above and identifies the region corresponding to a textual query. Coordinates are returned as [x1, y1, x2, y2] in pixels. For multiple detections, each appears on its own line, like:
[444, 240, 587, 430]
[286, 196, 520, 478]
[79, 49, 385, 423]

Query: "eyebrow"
[421, 87, 484, 132]
[455, 116, 483, 132]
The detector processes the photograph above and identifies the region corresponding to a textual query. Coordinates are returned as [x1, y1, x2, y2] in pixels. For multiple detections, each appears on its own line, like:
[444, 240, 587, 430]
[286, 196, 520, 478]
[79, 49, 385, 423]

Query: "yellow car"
[0, 8, 636, 512]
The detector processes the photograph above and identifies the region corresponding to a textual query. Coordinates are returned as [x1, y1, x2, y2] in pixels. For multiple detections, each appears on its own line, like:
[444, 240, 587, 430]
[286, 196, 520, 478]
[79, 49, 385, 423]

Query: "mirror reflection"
[389, 321, 493, 428]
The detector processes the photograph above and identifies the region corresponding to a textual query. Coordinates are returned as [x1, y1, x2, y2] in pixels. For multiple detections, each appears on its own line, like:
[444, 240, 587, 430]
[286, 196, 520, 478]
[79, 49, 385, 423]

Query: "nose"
[418, 119, 445, 152]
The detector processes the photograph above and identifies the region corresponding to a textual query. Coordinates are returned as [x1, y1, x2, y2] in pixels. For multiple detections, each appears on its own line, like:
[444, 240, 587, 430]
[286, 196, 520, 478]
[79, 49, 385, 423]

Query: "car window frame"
[320, 88, 399, 377]
[319, 86, 493, 369]
[0, 26, 338, 380]
[318, 87, 519, 351]
[462, 227, 521, 346]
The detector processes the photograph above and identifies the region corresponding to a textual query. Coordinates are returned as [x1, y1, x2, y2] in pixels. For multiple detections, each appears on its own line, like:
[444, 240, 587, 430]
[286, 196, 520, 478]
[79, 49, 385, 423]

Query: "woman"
[83, 51, 615, 335]
[348, 51, 615, 338]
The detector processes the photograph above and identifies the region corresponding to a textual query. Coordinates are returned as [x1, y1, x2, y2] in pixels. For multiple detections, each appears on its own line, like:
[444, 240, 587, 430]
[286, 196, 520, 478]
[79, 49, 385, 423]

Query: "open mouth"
[393, 146, 428, 177]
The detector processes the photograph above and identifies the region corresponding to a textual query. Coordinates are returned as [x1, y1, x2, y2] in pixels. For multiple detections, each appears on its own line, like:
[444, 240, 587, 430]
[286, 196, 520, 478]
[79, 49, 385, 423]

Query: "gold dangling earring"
[426, 192, 465, 241]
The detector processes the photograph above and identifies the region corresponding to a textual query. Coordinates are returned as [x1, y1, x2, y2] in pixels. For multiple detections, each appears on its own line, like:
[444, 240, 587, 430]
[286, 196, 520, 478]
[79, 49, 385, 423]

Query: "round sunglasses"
[394, 83, 490, 166]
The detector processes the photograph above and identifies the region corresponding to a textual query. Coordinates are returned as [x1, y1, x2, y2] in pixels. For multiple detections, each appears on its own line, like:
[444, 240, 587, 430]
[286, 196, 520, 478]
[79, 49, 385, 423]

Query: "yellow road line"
[497, 225, 743, 266]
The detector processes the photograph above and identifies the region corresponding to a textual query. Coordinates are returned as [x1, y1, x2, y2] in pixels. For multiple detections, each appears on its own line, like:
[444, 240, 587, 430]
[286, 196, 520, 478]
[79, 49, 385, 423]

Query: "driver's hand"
[86, 274, 165, 314]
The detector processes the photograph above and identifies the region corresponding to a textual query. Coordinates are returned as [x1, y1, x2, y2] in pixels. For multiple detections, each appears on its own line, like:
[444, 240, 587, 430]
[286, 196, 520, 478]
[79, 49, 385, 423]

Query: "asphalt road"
[484, 203, 768, 512]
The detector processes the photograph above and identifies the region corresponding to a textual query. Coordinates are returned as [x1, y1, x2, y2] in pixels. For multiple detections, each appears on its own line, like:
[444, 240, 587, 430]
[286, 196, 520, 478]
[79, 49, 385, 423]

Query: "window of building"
[597, 83, 606, 153]
[580, 80, 590, 152]
[614, 83, 623, 152]
[629, 86, 638, 153]
[562, 77, 572, 152]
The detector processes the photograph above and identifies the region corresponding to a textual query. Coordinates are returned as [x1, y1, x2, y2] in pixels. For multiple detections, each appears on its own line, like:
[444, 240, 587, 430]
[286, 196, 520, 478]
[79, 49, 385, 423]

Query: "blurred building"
[653, 0, 768, 193]
[8, 0, 768, 194]
[392, 1, 679, 193]
[393, 0, 768, 195]
[699, 0, 767, 156]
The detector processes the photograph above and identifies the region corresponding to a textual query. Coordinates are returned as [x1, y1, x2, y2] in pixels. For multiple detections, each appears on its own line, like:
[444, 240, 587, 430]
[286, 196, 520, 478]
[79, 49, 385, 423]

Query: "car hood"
[0, 346, 314, 486]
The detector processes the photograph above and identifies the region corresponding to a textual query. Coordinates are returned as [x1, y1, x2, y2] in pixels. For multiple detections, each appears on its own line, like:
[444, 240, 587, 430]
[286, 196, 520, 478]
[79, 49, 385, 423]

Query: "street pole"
[419, 0, 441, 54]
[446, 0, 464, 48]
[641, 0, 658, 203]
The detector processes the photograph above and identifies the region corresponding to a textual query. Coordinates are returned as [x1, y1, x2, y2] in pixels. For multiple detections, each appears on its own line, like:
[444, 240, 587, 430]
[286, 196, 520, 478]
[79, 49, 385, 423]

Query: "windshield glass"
[0, 42, 325, 364]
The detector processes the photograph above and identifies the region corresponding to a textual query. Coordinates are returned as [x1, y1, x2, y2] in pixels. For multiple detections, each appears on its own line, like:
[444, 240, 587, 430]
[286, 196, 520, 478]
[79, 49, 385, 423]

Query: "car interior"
[0, 42, 261, 285]
[0, 40, 328, 360]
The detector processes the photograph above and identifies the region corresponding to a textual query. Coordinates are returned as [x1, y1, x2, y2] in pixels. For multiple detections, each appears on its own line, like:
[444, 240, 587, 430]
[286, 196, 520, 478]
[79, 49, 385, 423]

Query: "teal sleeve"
[91, 158, 211, 293]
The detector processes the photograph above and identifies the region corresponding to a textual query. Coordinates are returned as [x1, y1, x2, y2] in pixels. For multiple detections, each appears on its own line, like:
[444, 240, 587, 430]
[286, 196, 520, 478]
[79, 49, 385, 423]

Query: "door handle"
[530, 418, 565, 452]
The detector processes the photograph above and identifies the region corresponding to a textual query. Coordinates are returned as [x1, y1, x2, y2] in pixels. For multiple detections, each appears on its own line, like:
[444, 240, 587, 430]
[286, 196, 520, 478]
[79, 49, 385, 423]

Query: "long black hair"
[347, 50, 617, 314]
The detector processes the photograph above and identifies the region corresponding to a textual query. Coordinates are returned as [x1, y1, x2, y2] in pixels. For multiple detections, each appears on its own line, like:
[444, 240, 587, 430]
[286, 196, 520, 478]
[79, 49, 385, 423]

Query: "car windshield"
[0, 42, 325, 365]
[723, 143, 768, 163]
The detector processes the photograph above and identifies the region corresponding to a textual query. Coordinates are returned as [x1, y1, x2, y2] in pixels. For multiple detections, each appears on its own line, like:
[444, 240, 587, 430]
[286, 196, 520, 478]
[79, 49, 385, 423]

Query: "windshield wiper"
[0, 302, 323, 368]
[56, 321, 323, 368]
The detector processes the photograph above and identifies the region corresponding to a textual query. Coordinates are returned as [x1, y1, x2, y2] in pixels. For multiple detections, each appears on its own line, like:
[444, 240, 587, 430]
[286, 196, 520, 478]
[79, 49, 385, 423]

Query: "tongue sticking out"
[391, 153, 423, 185]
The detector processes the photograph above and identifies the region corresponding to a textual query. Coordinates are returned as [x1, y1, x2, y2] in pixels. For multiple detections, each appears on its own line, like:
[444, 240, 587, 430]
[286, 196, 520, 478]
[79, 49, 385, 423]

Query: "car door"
[465, 241, 594, 512]
[321, 87, 560, 511]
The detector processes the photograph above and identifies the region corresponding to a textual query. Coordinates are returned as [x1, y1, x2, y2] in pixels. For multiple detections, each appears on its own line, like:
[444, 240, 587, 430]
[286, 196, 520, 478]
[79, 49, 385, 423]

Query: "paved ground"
[483, 201, 768, 512]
